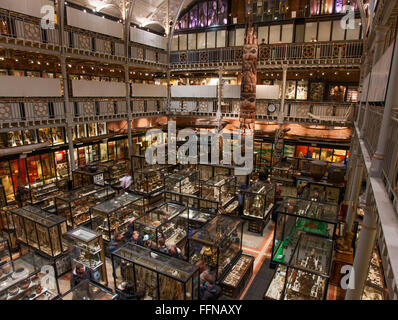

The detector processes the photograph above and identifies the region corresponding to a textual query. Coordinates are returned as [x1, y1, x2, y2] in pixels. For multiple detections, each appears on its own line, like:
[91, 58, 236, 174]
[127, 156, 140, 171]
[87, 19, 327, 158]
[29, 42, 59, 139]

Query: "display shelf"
[58, 279, 118, 300]
[133, 202, 186, 249]
[0, 251, 59, 300]
[19, 181, 65, 208]
[164, 190, 219, 212]
[90, 193, 145, 242]
[97, 160, 129, 187]
[187, 215, 244, 280]
[165, 168, 200, 195]
[200, 175, 237, 208]
[111, 243, 199, 300]
[240, 180, 275, 222]
[131, 167, 166, 196]
[55, 184, 116, 228]
[72, 168, 105, 189]
[10, 205, 68, 259]
[266, 234, 333, 300]
[271, 197, 338, 265]
[63, 226, 108, 285]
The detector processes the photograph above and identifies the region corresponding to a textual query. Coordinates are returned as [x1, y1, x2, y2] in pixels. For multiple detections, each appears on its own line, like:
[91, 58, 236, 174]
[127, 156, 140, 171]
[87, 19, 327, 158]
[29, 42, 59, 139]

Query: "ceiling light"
[347, 72, 350, 75]
[0, 57, 4, 61]
[83, 9, 86, 13]
[15, 59, 18, 62]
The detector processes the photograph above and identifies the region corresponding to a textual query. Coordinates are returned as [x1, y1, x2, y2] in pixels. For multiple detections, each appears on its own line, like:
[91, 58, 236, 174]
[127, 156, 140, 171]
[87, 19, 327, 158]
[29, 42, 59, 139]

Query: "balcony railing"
[170, 41, 364, 66]
[0, 11, 167, 66]
[363, 106, 383, 156]
[170, 99, 354, 124]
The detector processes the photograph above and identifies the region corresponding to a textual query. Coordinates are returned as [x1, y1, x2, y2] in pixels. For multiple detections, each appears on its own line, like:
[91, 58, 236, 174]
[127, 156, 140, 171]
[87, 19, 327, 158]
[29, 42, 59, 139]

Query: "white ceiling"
[67, 0, 195, 31]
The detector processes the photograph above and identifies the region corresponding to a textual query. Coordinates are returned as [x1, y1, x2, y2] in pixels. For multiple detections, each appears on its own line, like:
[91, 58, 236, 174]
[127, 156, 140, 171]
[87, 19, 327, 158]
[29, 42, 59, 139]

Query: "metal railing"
[170, 40, 364, 65]
[0, 100, 65, 122]
[0, 11, 167, 66]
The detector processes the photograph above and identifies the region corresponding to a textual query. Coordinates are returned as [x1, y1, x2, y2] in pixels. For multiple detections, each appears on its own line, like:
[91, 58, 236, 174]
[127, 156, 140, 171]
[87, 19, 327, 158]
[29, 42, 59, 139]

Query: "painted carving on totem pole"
[273, 127, 291, 167]
[239, 19, 258, 131]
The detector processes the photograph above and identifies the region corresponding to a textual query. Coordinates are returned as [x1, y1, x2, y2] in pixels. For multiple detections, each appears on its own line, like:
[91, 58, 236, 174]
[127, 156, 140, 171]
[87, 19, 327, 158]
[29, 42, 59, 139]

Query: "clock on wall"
[267, 104, 276, 113]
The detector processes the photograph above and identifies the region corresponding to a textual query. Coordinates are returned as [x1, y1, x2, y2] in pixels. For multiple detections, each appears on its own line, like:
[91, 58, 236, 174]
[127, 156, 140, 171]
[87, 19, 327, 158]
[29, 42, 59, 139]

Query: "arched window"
[176, 0, 229, 30]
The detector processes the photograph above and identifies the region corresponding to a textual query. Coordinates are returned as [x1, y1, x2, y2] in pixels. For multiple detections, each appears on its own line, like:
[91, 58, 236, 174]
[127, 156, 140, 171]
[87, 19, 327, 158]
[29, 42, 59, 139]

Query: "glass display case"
[0, 251, 59, 300]
[241, 181, 275, 220]
[271, 198, 339, 265]
[55, 185, 116, 228]
[91, 193, 145, 242]
[19, 182, 63, 209]
[10, 206, 68, 259]
[297, 177, 344, 205]
[63, 227, 108, 286]
[72, 168, 105, 189]
[187, 215, 244, 280]
[58, 280, 118, 300]
[0, 204, 19, 253]
[0, 235, 11, 265]
[164, 190, 219, 212]
[240, 181, 276, 234]
[220, 254, 254, 299]
[133, 203, 186, 248]
[165, 169, 200, 195]
[264, 264, 287, 300]
[111, 243, 199, 300]
[200, 175, 237, 208]
[132, 167, 165, 197]
[98, 160, 129, 187]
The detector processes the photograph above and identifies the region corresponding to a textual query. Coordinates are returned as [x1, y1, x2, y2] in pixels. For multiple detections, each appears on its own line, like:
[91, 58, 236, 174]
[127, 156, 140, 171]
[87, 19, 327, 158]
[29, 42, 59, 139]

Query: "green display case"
[271, 197, 338, 265]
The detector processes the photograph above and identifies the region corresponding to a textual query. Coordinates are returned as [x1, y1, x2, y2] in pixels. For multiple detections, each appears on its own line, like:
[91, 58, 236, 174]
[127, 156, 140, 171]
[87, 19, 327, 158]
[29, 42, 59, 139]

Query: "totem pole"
[239, 0, 258, 132]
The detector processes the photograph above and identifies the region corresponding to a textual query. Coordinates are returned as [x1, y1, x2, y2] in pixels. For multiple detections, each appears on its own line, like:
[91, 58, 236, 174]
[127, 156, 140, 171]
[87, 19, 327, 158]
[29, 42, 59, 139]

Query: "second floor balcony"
[170, 40, 364, 70]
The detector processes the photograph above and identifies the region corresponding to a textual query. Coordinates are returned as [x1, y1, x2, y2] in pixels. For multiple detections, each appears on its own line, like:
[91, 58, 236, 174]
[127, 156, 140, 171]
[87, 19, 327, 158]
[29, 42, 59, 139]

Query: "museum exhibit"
[0, 0, 397, 303]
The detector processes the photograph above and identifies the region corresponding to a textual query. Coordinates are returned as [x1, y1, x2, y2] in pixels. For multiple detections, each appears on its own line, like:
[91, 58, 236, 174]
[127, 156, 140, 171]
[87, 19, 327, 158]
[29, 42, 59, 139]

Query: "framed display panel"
[10, 206, 68, 259]
[97, 160, 129, 187]
[0, 251, 59, 300]
[133, 202, 186, 248]
[0, 234, 12, 265]
[91, 193, 145, 242]
[58, 279, 117, 300]
[55, 185, 116, 228]
[63, 226, 108, 286]
[111, 243, 200, 300]
[165, 168, 200, 195]
[163, 190, 218, 212]
[200, 175, 237, 208]
[72, 168, 105, 189]
[266, 234, 333, 300]
[187, 215, 244, 280]
[271, 198, 338, 265]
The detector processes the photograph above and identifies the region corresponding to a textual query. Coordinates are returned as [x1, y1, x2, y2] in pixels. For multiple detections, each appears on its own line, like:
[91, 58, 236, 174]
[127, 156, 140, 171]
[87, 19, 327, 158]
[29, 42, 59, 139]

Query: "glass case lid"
[60, 280, 117, 300]
[11, 206, 66, 227]
[289, 234, 333, 277]
[190, 215, 242, 245]
[0, 252, 50, 294]
[92, 192, 143, 213]
[167, 168, 198, 181]
[179, 208, 213, 223]
[277, 198, 338, 223]
[56, 184, 108, 201]
[149, 202, 185, 218]
[64, 226, 99, 243]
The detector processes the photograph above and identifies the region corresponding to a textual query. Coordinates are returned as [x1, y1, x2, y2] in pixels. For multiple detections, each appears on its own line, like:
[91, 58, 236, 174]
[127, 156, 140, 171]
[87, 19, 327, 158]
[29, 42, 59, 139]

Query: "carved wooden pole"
[239, 0, 258, 132]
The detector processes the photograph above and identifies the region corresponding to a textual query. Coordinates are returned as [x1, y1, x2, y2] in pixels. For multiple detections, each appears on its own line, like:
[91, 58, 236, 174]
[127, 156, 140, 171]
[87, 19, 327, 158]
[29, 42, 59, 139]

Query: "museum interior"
[0, 0, 396, 301]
